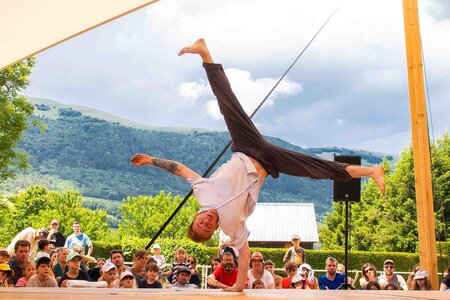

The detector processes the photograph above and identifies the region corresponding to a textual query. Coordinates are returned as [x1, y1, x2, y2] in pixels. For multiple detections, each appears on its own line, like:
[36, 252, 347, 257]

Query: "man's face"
[177, 271, 190, 285]
[326, 261, 337, 276]
[72, 223, 81, 233]
[16, 246, 30, 263]
[384, 263, 394, 275]
[37, 263, 51, 277]
[51, 222, 59, 230]
[67, 257, 82, 270]
[192, 209, 219, 239]
[221, 255, 235, 272]
[251, 258, 264, 271]
[111, 253, 124, 267]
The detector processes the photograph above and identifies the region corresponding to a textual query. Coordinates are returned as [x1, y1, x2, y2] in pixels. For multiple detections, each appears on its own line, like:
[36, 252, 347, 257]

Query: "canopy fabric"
[0, 0, 159, 70]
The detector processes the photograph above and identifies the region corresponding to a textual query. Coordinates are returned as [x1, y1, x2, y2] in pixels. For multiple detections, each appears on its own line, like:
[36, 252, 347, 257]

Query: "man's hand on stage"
[130, 153, 153, 166]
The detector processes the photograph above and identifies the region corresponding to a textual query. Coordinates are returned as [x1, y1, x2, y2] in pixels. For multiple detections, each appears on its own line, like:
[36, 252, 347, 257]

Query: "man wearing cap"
[248, 252, 275, 289]
[64, 221, 93, 256]
[59, 251, 91, 287]
[207, 252, 238, 289]
[8, 240, 31, 285]
[110, 250, 130, 275]
[378, 259, 407, 290]
[165, 265, 197, 289]
[283, 234, 305, 266]
[48, 219, 65, 248]
[26, 253, 57, 287]
[7, 227, 49, 259]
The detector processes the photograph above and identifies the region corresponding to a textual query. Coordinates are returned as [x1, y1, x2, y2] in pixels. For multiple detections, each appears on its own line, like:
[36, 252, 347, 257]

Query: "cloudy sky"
[25, 0, 450, 155]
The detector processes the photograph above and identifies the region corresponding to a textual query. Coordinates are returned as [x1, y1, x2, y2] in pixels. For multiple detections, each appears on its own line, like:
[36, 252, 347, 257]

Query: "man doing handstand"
[131, 38, 385, 292]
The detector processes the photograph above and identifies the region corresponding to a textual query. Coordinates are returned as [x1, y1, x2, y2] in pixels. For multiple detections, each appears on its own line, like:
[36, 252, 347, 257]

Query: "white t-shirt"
[247, 269, 274, 289]
[188, 152, 260, 249]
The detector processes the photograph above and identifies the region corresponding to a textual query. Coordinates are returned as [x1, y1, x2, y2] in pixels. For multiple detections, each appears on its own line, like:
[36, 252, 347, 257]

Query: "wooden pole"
[402, 0, 438, 290]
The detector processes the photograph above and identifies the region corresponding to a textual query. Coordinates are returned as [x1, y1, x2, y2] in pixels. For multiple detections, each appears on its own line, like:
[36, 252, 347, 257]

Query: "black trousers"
[204, 62, 351, 181]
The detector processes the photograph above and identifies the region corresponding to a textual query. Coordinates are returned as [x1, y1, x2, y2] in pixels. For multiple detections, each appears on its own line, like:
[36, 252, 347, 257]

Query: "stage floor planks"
[0, 289, 449, 300]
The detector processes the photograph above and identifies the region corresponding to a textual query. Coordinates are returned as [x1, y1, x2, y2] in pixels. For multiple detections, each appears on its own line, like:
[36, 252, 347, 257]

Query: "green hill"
[1, 98, 394, 218]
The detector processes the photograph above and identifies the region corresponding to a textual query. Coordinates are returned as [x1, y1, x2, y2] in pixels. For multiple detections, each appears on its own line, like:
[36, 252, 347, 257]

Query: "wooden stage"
[1, 289, 449, 300]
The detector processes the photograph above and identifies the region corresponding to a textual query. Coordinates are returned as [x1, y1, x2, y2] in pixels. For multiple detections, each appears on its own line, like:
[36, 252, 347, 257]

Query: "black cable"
[144, 1, 345, 250]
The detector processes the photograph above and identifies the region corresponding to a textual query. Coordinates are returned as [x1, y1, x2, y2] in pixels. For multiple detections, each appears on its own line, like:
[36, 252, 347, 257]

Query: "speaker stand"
[337, 196, 356, 290]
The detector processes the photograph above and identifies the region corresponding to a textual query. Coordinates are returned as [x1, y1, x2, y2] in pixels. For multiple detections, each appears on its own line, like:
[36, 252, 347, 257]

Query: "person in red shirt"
[207, 252, 237, 289]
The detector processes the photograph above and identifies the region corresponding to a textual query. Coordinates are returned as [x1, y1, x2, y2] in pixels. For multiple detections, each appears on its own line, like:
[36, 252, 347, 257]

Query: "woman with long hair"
[359, 263, 378, 290]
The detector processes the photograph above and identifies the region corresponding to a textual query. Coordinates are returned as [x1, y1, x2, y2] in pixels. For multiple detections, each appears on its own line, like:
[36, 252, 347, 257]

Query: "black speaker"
[333, 156, 361, 202]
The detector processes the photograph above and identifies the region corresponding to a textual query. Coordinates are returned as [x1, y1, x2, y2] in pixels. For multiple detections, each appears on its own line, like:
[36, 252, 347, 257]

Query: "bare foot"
[178, 38, 213, 63]
[371, 165, 385, 195]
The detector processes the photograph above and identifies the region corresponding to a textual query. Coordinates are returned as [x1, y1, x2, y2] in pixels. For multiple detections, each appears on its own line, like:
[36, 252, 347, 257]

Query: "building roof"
[246, 203, 319, 243]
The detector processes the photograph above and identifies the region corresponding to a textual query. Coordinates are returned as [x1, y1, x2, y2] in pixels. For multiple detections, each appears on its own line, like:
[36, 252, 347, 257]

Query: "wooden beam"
[402, 0, 438, 290]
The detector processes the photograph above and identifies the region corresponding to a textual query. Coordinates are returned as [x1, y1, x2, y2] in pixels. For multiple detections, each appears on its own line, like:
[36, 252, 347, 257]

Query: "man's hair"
[110, 250, 124, 259]
[72, 221, 80, 226]
[325, 256, 338, 265]
[145, 262, 159, 273]
[221, 252, 233, 260]
[14, 239, 31, 252]
[38, 239, 50, 250]
[133, 249, 148, 259]
[284, 261, 297, 272]
[264, 260, 275, 267]
[187, 221, 211, 243]
[252, 279, 265, 288]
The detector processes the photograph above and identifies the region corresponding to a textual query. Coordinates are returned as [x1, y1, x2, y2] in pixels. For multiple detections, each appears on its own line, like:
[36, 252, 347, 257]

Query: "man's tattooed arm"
[152, 158, 178, 174]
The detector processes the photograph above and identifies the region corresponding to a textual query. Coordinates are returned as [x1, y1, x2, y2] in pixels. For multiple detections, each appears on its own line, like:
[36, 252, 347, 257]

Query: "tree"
[320, 133, 450, 252]
[0, 58, 39, 183]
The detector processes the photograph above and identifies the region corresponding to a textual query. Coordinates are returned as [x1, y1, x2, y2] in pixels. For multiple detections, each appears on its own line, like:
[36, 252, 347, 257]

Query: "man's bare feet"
[370, 165, 386, 195]
[345, 165, 385, 195]
[178, 38, 213, 63]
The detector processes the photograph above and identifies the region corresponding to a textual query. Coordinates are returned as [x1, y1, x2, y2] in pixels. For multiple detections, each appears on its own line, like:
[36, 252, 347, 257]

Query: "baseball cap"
[0, 247, 11, 259]
[0, 263, 14, 278]
[291, 274, 305, 283]
[291, 234, 301, 241]
[101, 262, 117, 273]
[250, 252, 264, 262]
[413, 269, 429, 280]
[384, 259, 394, 265]
[51, 219, 58, 225]
[152, 243, 161, 250]
[177, 265, 191, 274]
[66, 251, 83, 262]
[119, 270, 135, 281]
[40, 228, 49, 238]
[35, 252, 51, 267]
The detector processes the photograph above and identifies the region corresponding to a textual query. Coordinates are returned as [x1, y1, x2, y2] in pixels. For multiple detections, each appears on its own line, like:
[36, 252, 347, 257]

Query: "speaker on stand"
[333, 156, 361, 290]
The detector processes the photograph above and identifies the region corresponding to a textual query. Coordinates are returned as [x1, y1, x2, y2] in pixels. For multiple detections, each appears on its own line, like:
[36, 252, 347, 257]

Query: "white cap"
[101, 262, 117, 273]
[152, 243, 161, 250]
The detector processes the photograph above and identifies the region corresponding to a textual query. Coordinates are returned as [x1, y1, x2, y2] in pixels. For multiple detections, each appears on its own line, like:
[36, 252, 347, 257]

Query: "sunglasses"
[188, 260, 195, 264]
[286, 269, 296, 273]
[364, 268, 374, 273]
[384, 266, 394, 269]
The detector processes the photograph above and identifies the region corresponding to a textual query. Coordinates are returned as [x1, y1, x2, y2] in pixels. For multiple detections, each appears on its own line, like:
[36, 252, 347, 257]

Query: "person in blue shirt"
[318, 257, 346, 290]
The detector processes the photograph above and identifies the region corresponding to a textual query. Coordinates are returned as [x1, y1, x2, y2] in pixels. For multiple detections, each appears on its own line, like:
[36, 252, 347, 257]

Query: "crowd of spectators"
[0, 227, 449, 292]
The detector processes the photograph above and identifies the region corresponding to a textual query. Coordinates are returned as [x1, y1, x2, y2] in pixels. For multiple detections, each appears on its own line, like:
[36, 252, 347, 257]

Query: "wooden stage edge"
[0, 289, 449, 300]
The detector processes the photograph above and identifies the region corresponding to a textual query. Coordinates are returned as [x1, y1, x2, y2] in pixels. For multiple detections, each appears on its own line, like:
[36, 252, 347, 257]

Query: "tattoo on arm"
[152, 158, 178, 174]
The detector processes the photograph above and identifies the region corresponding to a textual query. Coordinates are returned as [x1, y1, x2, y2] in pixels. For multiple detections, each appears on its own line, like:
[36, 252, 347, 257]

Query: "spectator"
[139, 263, 162, 289]
[0, 264, 14, 288]
[110, 250, 130, 275]
[359, 263, 378, 290]
[440, 264, 450, 291]
[64, 221, 93, 256]
[130, 249, 148, 286]
[207, 252, 238, 289]
[59, 251, 91, 287]
[53, 247, 69, 283]
[248, 252, 274, 289]
[407, 263, 420, 290]
[88, 258, 106, 282]
[252, 279, 265, 289]
[366, 280, 381, 290]
[165, 266, 197, 289]
[211, 257, 221, 272]
[413, 269, 433, 290]
[378, 259, 407, 290]
[164, 247, 189, 285]
[15, 260, 35, 287]
[283, 234, 305, 266]
[35, 252, 55, 278]
[48, 219, 65, 248]
[37, 239, 51, 255]
[7, 228, 48, 259]
[299, 263, 319, 289]
[187, 255, 201, 287]
[151, 244, 165, 268]
[385, 282, 400, 290]
[264, 260, 282, 288]
[119, 271, 136, 288]
[0, 248, 11, 264]
[8, 240, 31, 285]
[49, 250, 57, 267]
[26, 254, 57, 287]
[218, 229, 238, 267]
[318, 257, 345, 290]
[291, 274, 309, 289]
[99, 262, 118, 288]
[336, 263, 355, 287]
[281, 261, 298, 289]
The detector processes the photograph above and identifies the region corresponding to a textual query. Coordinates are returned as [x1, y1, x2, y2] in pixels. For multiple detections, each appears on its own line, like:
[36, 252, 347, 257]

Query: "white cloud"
[336, 118, 347, 126]
[177, 79, 208, 102]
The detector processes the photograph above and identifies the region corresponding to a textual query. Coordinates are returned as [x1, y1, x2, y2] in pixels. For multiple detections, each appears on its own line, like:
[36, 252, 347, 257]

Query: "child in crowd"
[252, 279, 265, 289]
[99, 262, 118, 288]
[366, 281, 381, 290]
[151, 244, 165, 268]
[15, 260, 35, 287]
[139, 263, 162, 288]
[211, 257, 221, 272]
[413, 269, 433, 290]
[283, 235, 305, 266]
[187, 255, 201, 287]
[26, 254, 57, 287]
[0, 263, 14, 288]
[0, 248, 11, 264]
[163, 247, 190, 284]
[299, 263, 318, 289]
[119, 271, 136, 288]
[264, 260, 282, 289]
[37, 239, 51, 255]
[291, 274, 308, 289]
[59, 252, 91, 287]
[281, 261, 298, 288]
